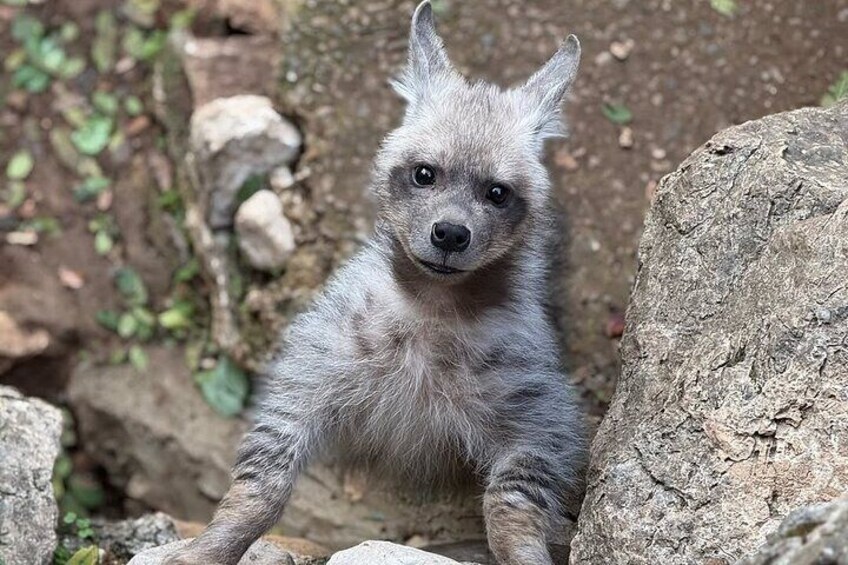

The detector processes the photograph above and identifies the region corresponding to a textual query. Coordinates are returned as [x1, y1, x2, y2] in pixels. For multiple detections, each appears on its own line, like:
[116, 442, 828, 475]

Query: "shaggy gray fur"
[166, 2, 586, 564]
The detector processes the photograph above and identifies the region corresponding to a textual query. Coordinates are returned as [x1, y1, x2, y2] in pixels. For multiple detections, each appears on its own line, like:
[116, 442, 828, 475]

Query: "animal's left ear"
[521, 35, 581, 139]
[391, 1, 456, 105]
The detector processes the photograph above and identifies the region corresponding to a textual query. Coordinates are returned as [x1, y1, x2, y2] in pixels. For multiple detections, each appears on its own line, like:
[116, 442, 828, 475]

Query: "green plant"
[602, 102, 633, 125]
[821, 71, 848, 107]
[710, 0, 737, 17]
[195, 356, 250, 417]
[8, 14, 85, 93]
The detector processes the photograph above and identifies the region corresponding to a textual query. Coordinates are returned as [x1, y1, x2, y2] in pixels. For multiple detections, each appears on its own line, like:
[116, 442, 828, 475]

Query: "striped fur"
[166, 2, 585, 564]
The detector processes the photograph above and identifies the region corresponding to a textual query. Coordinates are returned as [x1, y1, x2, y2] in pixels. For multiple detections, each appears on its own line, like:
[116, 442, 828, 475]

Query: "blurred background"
[1, 0, 846, 557]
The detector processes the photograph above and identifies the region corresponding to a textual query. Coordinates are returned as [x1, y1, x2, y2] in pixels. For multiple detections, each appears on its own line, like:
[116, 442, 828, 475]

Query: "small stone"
[618, 127, 634, 149]
[58, 267, 85, 290]
[270, 166, 296, 191]
[610, 39, 635, 61]
[97, 189, 113, 211]
[594, 51, 614, 66]
[6, 231, 38, 246]
[235, 190, 296, 272]
[554, 150, 580, 171]
[651, 147, 667, 160]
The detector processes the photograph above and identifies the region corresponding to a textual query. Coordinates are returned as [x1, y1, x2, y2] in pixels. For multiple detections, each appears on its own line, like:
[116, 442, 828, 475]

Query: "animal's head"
[373, 1, 580, 283]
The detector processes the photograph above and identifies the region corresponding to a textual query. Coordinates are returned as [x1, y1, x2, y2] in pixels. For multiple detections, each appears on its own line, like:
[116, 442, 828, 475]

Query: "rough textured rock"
[68, 347, 484, 549]
[739, 498, 848, 565]
[571, 102, 848, 564]
[189, 95, 301, 228]
[67, 346, 246, 519]
[128, 539, 294, 565]
[327, 541, 473, 565]
[172, 32, 283, 108]
[0, 386, 63, 565]
[235, 189, 296, 271]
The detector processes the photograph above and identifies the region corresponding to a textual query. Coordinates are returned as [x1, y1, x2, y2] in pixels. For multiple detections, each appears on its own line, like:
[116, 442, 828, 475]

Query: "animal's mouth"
[418, 259, 464, 275]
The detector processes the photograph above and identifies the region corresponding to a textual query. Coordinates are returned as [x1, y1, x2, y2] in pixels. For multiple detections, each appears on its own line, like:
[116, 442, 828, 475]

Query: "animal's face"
[373, 1, 580, 282]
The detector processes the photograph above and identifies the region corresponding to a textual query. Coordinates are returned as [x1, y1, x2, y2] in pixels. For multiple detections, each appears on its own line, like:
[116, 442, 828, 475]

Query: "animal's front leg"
[483, 450, 570, 565]
[164, 421, 318, 565]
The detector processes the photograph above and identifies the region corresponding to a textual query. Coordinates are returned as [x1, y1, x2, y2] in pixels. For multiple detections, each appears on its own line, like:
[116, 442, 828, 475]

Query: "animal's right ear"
[391, 1, 455, 104]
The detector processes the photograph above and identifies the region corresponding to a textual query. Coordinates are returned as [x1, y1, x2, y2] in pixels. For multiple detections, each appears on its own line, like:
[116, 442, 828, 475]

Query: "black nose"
[431, 222, 471, 252]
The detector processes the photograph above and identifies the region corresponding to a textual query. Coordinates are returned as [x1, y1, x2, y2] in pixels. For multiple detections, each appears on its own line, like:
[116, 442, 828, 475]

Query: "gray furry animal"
[168, 2, 586, 564]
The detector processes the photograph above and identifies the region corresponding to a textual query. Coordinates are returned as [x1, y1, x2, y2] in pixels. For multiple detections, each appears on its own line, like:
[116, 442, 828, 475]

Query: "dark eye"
[486, 184, 511, 206]
[412, 165, 436, 187]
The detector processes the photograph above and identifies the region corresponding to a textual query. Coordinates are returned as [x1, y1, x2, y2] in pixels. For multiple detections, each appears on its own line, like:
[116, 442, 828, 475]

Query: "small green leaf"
[158, 304, 192, 330]
[173, 258, 199, 283]
[12, 15, 44, 42]
[821, 71, 848, 107]
[73, 177, 110, 203]
[710, 0, 737, 17]
[123, 95, 144, 116]
[22, 216, 61, 235]
[128, 345, 148, 371]
[169, 8, 197, 29]
[6, 150, 34, 180]
[94, 231, 113, 255]
[95, 310, 120, 331]
[6, 181, 27, 208]
[66, 545, 98, 565]
[602, 102, 633, 125]
[117, 312, 138, 338]
[114, 267, 148, 306]
[63, 512, 78, 525]
[71, 115, 113, 156]
[59, 57, 86, 79]
[92, 11, 117, 73]
[13, 65, 50, 93]
[92, 91, 119, 115]
[60, 22, 80, 43]
[195, 357, 249, 417]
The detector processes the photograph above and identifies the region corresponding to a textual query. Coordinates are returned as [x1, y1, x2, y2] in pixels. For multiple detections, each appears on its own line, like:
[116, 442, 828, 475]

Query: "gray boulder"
[570, 102, 848, 564]
[738, 498, 848, 565]
[0, 386, 63, 565]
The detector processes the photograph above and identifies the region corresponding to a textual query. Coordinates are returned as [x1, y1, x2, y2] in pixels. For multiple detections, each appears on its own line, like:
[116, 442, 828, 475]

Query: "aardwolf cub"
[170, 2, 586, 564]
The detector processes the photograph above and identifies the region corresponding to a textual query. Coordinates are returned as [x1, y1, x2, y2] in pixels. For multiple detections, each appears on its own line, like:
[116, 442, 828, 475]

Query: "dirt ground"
[1, 0, 847, 519]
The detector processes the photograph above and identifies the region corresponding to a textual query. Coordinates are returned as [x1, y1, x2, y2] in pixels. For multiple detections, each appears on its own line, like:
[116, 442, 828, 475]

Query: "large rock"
[570, 102, 848, 564]
[739, 498, 848, 565]
[68, 346, 246, 519]
[189, 95, 301, 228]
[68, 347, 485, 549]
[0, 386, 63, 565]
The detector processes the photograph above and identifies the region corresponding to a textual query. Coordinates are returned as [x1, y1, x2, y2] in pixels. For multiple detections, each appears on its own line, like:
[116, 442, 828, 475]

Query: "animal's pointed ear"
[391, 1, 455, 104]
[521, 35, 581, 139]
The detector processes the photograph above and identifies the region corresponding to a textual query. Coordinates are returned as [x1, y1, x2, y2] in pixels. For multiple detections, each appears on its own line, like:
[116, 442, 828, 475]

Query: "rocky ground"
[1, 0, 847, 564]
